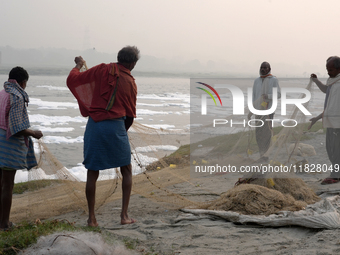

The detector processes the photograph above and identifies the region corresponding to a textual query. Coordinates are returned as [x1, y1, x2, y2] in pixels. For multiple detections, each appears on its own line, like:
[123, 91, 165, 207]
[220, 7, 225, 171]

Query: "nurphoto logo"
[196, 82, 311, 116]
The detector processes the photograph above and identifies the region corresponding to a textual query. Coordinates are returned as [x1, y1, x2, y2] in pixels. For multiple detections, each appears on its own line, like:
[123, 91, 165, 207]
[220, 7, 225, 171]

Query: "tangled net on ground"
[204, 176, 320, 215]
[205, 184, 308, 216]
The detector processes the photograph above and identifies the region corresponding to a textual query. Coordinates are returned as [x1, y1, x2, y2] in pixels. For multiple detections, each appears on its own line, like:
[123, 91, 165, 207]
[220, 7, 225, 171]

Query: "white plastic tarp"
[179, 195, 340, 229]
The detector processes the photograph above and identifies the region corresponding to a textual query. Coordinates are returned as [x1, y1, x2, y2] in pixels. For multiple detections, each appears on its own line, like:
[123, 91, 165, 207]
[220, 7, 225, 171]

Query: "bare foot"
[87, 219, 98, 227]
[0, 221, 15, 230]
[121, 218, 137, 225]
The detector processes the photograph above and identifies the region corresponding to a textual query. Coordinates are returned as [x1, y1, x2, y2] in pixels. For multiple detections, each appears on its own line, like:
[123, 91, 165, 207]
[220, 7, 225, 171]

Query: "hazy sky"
[1, 0, 339, 75]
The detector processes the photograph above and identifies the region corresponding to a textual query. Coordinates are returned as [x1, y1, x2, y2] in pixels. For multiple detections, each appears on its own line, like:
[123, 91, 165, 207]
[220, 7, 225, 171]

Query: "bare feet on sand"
[121, 218, 137, 225]
[87, 218, 98, 227]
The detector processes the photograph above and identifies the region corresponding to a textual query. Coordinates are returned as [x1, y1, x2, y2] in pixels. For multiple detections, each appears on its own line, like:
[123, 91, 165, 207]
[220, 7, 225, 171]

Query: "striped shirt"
[0, 80, 37, 170]
[4, 80, 30, 137]
[0, 90, 11, 138]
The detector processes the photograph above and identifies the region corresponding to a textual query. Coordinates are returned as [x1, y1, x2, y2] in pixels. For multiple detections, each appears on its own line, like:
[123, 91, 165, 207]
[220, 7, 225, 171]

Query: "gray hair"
[327, 56, 340, 69]
[117, 46, 140, 64]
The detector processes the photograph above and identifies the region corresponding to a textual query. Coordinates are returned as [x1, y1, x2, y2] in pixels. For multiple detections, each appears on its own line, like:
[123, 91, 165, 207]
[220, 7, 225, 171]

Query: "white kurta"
[323, 74, 340, 128]
[252, 75, 281, 110]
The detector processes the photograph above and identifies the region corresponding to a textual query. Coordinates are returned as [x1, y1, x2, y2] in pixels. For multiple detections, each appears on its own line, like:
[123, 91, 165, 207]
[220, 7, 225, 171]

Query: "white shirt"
[252, 75, 281, 110]
[323, 73, 340, 128]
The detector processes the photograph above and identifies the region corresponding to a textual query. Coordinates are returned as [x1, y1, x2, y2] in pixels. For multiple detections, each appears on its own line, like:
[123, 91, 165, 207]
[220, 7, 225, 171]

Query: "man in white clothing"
[250, 62, 281, 160]
[309, 56, 340, 184]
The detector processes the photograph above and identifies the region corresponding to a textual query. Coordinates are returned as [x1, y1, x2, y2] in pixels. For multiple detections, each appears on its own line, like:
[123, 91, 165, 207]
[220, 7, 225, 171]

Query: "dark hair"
[9, 66, 29, 83]
[327, 56, 340, 69]
[117, 46, 140, 64]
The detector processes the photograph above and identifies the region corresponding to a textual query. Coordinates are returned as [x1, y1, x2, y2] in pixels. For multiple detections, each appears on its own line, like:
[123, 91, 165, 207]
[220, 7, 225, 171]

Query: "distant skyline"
[1, 0, 338, 76]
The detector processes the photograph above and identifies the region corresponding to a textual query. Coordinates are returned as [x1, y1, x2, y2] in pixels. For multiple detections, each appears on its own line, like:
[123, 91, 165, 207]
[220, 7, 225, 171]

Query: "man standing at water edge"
[67, 46, 139, 226]
[249, 62, 281, 160]
[309, 56, 340, 185]
[0, 67, 43, 230]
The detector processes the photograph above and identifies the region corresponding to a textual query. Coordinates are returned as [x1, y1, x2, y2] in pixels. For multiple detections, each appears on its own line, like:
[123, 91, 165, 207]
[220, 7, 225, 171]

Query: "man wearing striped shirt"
[0, 67, 43, 230]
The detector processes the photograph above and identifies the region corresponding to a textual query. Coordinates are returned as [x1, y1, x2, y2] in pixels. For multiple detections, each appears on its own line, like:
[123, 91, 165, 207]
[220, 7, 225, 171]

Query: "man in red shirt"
[67, 46, 139, 226]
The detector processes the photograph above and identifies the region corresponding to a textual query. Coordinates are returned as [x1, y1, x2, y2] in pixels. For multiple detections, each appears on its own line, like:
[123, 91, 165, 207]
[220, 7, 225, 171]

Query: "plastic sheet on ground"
[178, 195, 340, 229]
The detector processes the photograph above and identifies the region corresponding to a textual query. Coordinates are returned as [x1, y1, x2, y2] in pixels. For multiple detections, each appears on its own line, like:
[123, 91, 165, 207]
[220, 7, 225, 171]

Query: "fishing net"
[204, 184, 308, 216]
[203, 176, 321, 215]
[11, 122, 196, 222]
[10, 77, 326, 223]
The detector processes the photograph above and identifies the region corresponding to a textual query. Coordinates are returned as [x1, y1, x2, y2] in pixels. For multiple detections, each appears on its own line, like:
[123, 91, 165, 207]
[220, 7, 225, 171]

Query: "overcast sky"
[1, 0, 338, 76]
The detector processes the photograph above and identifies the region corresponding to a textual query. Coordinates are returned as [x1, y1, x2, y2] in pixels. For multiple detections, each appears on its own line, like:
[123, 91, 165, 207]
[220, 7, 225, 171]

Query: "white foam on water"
[29, 114, 87, 125]
[137, 102, 168, 107]
[128, 125, 186, 134]
[15, 168, 58, 183]
[14, 170, 28, 183]
[137, 109, 173, 116]
[137, 102, 190, 108]
[142, 124, 176, 129]
[36, 85, 69, 91]
[31, 126, 75, 133]
[138, 93, 190, 103]
[134, 145, 178, 153]
[68, 163, 87, 181]
[168, 102, 190, 108]
[30, 98, 78, 109]
[132, 153, 158, 174]
[42, 136, 84, 144]
[66, 152, 158, 182]
[15, 155, 158, 182]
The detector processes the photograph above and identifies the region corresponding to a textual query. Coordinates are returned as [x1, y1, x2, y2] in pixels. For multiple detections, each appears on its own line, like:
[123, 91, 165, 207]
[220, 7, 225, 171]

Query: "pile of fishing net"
[179, 175, 340, 229]
[204, 176, 320, 216]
